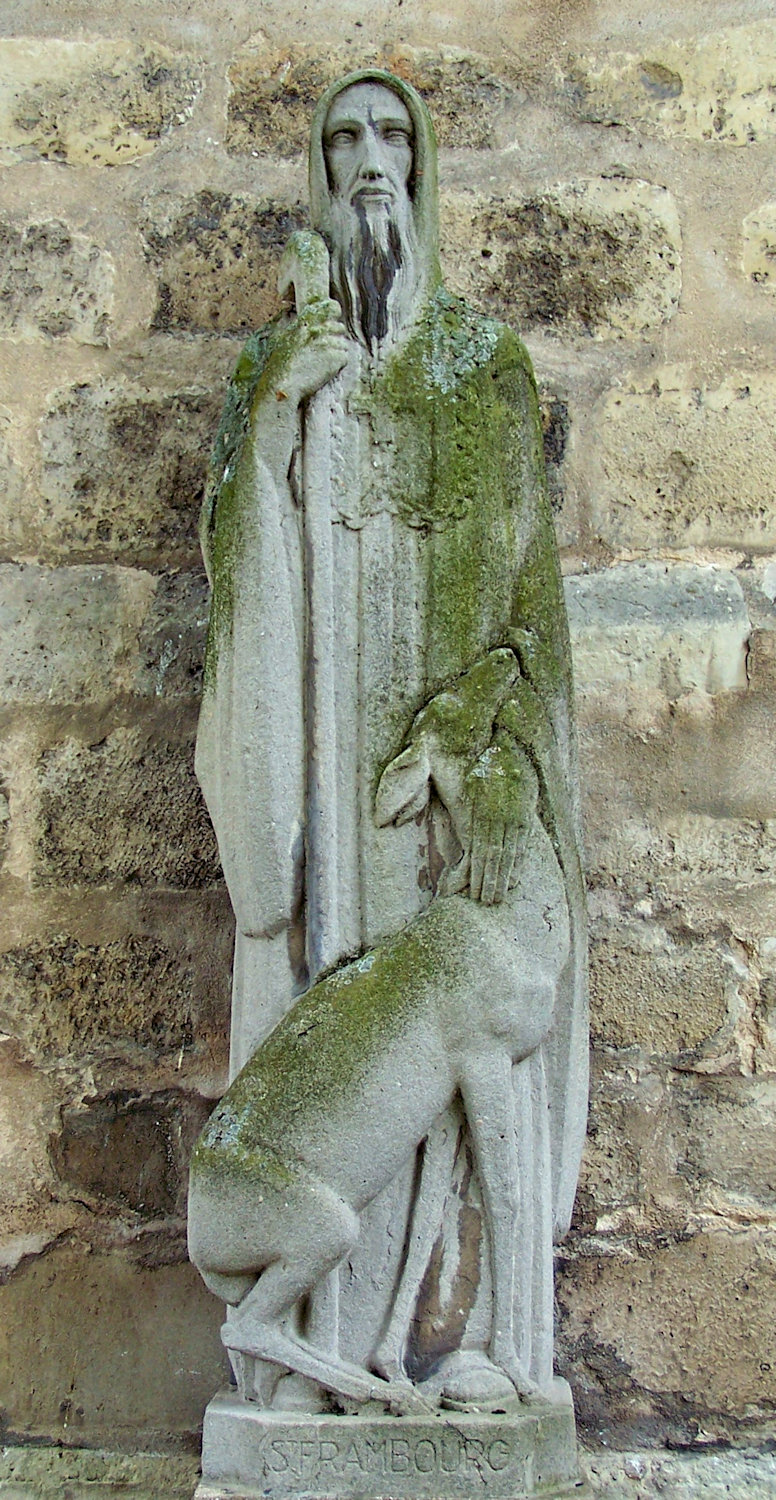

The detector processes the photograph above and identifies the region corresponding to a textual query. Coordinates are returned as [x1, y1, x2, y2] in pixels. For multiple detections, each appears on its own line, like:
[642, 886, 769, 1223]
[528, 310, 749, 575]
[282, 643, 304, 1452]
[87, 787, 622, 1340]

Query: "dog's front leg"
[460, 1051, 538, 1400]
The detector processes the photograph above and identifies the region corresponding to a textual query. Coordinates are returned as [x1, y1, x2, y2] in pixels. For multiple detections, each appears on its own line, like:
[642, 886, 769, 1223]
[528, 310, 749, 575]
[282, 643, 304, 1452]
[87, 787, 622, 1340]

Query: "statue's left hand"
[462, 734, 533, 906]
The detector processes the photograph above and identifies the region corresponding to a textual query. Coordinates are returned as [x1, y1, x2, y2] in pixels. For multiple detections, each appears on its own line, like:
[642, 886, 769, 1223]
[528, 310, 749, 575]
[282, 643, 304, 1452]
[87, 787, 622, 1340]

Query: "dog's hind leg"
[228, 1318, 433, 1414]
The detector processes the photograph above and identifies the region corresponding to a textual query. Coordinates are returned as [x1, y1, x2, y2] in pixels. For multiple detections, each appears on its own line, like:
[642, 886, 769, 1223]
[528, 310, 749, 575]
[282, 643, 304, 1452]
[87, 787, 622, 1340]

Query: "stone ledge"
[0, 1443, 774, 1497]
[197, 1382, 584, 1499]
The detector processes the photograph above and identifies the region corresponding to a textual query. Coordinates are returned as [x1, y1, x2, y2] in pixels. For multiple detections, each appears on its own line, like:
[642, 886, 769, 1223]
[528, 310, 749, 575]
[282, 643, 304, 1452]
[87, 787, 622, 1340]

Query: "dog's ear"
[375, 740, 432, 827]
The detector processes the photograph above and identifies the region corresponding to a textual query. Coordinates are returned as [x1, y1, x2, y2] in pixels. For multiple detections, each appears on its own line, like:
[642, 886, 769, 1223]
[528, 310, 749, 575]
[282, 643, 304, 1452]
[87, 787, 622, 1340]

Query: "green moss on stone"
[371, 288, 563, 691]
[200, 329, 274, 689]
[193, 896, 474, 1179]
[410, 647, 520, 761]
[465, 731, 538, 824]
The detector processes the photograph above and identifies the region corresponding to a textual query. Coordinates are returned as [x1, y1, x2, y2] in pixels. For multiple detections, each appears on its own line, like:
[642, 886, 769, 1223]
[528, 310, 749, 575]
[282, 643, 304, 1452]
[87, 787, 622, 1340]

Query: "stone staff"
[278, 230, 343, 982]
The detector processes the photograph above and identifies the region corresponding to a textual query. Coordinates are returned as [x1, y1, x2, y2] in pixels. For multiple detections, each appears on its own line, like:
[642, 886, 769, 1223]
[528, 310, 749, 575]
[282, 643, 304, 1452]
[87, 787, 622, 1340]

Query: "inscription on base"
[258, 1431, 520, 1485]
[199, 1385, 581, 1499]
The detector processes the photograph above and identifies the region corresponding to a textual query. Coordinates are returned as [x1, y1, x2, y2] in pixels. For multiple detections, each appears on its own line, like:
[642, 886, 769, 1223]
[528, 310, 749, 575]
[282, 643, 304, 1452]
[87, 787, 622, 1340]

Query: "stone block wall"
[0, 0, 774, 1459]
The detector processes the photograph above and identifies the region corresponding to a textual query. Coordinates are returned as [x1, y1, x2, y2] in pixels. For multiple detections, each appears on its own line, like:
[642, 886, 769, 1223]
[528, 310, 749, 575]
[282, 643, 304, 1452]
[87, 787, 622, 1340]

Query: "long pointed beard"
[329, 195, 419, 354]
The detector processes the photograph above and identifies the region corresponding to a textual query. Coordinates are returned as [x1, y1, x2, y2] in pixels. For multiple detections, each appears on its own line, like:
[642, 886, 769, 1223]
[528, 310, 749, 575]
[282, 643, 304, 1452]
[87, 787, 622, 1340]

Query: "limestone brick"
[586, 810, 776, 917]
[34, 725, 219, 890]
[589, 920, 740, 1063]
[0, 564, 155, 705]
[0, 217, 114, 344]
[133, 569, 208, 700]
[0, 784, 7, 871]
[578, 1062, 686, 1234]
[34, 382, 222, 564]
[0, 1050, 62, 1252]
[581, 1066, 776, 1231]
[49, 1088, 211, 1217]
[587, 370, 776, 552]
[565, 563, 750, 708]
[0, 932, 198, 1062]
[0, 566, 208, 706]
[0, 408, 22, 548]
[226, 42, 521, 155]
[0, 1449, 200, 1498]
[579, 678, 776, 886]
[442, 179, 681, 338]
[568, 24, 776, 145]
[140, 192, 307, 335]
[0, 1246, 223, 1444]
[674, 1076, 776, 1211]
[558, 1230, 776, 1443]
[742, 201, 776, 291]
[0, 38, 202, 167]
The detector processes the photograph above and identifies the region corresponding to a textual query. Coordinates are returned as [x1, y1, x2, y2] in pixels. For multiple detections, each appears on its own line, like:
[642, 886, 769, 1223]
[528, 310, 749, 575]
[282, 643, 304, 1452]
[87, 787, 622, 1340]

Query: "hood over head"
[309, 68, 441, 300]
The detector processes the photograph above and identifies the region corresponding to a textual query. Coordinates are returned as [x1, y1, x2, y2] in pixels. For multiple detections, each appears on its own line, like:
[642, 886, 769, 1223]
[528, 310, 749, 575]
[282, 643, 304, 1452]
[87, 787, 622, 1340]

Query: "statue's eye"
[383, 128, 411, 145]
[329, 128, 358, 147]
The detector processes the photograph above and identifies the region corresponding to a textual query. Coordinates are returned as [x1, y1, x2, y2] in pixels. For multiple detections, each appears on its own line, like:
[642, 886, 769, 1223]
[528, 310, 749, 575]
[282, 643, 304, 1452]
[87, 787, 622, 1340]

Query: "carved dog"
[187, 650, 570, 1411]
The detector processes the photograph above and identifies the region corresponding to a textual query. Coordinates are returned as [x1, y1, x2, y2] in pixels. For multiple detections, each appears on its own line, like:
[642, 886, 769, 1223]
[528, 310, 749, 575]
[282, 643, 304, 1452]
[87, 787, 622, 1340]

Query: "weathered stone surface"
[585, 1447, 776, 1498]
[565, 564, 750, 706]
[198, 1388, 580, 1499]
[588, 370, 776, 552]
[558, 1230, 776, 1445]
[227, 43, 521, 155]
[0, 1050, 61, 1251]
[0, 1447, 200, 1500]
[756, 938, 776, 1073]
[576, 1061, 688, 1237]
[586, 809, 776, 918]
[590, 920, 740, 1062]
[50, 1088, 211, 1217]
[0, 409, 22, 553]
[0, 217, 113, 344]
[141, 192, 307, 335]
[36, 725, 220, 889]
[568, 24, 776, 144]
[675, 1076, 776, 1211]
[1, 1443, 774, 1500]
[35, 382, 221, 563]
[0, 1246, 224, 1444]
[0, 783, 8, 870]
[134, 569, 208, 699]
[0, 38, 202, 167]
[579, 1063, 776, 1238]
[580, 661, 776, 881]
[743, 201, 776, 291]
[0, 564, 154, 705]
[442, 180, 681, 338]
[0, 933, 197, 1062]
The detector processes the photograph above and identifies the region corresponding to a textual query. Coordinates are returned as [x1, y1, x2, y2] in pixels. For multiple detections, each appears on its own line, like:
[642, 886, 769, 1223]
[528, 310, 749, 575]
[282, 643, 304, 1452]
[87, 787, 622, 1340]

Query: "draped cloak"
[195, 70, 588, 1390]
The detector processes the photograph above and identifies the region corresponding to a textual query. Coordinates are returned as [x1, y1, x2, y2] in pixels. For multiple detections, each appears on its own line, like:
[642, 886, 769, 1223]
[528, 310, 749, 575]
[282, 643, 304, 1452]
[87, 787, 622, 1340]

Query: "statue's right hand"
[271, 300, 350, 406]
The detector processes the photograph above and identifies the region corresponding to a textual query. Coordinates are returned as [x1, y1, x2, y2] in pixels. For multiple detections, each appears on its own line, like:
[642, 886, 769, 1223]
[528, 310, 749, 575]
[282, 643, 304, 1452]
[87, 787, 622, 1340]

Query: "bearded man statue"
[188, 69, 588, 1499]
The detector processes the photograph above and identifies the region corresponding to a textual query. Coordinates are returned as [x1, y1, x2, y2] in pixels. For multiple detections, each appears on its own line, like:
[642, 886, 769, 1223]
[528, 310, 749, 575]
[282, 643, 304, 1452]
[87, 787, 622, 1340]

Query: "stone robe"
[195, 68, 587, 1389]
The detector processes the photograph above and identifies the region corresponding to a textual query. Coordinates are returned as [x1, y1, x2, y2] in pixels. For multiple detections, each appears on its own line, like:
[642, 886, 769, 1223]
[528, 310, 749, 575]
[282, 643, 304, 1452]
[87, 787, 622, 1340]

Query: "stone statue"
[188, 68, 588, 1498]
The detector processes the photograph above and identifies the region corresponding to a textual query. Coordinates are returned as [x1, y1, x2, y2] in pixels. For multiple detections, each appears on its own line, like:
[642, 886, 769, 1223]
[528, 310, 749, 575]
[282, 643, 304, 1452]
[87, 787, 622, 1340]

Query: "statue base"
[195, 1379, 589, 1500]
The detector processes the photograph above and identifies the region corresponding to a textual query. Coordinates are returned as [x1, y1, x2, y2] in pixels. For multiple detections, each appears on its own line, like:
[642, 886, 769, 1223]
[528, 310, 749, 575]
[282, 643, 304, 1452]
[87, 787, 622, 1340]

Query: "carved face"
[323, 82, 414, 207]
[322, 80, 419, 352]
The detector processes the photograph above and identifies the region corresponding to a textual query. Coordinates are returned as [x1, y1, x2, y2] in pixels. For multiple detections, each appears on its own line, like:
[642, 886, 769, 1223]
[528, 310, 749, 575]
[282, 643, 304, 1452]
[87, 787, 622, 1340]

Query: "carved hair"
[328, 190, 420, 353]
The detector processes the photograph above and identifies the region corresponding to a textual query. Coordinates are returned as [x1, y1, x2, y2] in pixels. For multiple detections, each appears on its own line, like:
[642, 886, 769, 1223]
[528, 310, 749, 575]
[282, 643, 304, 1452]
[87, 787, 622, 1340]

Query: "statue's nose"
[360, 130, 385, 177]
